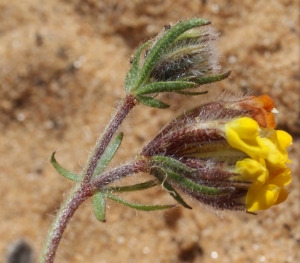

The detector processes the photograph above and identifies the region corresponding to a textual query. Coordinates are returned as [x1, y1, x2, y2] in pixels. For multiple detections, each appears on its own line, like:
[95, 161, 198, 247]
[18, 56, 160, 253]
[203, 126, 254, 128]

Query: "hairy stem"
[83, 94, 136, 183]
[92, 158, 150, 190]
[40, 183, 93, 263]
[41, 94, 138, 263]
[40, 159, 148, 263]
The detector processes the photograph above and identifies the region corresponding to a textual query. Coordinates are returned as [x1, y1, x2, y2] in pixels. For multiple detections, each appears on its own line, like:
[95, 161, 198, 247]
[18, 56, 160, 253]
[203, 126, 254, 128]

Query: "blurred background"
[0, 0, 299, 262]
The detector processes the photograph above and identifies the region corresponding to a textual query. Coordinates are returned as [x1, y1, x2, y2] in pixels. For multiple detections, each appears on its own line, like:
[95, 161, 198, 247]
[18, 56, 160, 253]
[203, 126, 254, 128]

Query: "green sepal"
[151, 156, 196, 175]
[125, 41, 152, 93]
[93, 192, 106, 222]
[135, 81, 196, 95]
[107, 180, 158, 193]
[164, 168, 221, 195]
[106, 193, 175, 211]
[133, 18, 211, 91]
[137, 95, 170, 109]
[151, 168, 192, 209]
[176, 90, 208, 96]
[189, 70, 231, 85]
[50, 152, 81, 182]
[92, 132, 123, 178]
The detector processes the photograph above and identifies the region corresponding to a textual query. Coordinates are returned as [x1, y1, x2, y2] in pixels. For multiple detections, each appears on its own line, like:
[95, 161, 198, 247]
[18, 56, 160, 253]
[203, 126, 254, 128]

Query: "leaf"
[133, 18, 211, 91]
[151, 167, 192, 209]
[106, 193, 175, 211]
[93, 192, 106, 222]
[107, 180, 158, 193]
[137, 95, 170, 109]
[135, 81, 195, 95]
[151, 156, 196, 174]
[176, 90, 208, 96]
[164, 168, 221, 195]
[50, 152, 81, 182]
[125, 41, 152, 92]
[190, 70, 231, 85]
[92, 133, 123, 178]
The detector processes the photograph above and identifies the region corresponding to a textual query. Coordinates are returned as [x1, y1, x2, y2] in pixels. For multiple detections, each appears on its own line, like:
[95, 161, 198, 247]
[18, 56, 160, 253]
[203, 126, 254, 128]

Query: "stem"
[40, 160, 148, 263]
[92, 158, 149, 190]
[40, 183, 93, 263]
[83, 94, 136, 183]
[41, 94, 137, 263]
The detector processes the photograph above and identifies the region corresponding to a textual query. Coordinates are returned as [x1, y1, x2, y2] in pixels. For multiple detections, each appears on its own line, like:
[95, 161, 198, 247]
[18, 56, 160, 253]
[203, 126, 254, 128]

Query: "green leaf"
[93, 192, 106, 222]
[106, 193, 175, 211]
[164, 169, 221, 195]
[151, 156, 196, 174]
[92, 133, 123, 178]
[137, 95, 170, 109]
[135, 81, 195, 95]
[107, 180, 158, 193]
[176, 90, 208, 96]
[125, 41, 152, 92]
[151, 167, 192, 209]
[133, 18, 211, 91]
[190, 70, 231, 85]
[50, 152, 81, 182]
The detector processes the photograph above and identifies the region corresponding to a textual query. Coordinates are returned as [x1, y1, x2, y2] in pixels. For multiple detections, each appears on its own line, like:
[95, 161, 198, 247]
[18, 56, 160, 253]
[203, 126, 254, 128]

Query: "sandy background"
[1, 0, 299, 263]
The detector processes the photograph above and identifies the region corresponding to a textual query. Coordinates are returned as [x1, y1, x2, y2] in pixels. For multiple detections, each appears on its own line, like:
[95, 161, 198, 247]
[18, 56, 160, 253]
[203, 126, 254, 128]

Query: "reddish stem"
[41, 95, 137, 263]
[42, 184, 93, 263]
[84, 94, 136, 183]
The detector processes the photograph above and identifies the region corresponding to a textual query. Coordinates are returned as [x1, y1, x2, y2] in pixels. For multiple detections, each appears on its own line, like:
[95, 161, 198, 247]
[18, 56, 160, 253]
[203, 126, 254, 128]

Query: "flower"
[225, 117, 292, 212]
[142, 95, 292, 212]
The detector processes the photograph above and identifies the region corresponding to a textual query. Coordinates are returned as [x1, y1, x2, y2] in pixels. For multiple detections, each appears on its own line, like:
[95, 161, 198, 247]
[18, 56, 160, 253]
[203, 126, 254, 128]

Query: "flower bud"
[142, 95, 292, 212]
[125, 18, 230, 109]
[148, 25, 220, 82]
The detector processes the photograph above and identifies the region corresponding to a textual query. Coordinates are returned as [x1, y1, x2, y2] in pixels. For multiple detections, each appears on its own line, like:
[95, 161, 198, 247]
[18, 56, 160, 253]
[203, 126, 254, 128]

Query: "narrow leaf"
[93, 133, 123, 178]
[50, 152, 81, 182]
[125, 41, 152, 92]
[165, 169, 221, 195]
[107, 180, 158, 193]
[151, 156, 196, 174]
[176, 90, 208, 96]
[190, 70, 231, 85]
[136, 81, 195, 95]
[106, 193, 175, 211]
[137, 95, 170, 109]
[93, 192, 106, 222]
[151, 168, 192, 209]
[133, 18, 211, 90]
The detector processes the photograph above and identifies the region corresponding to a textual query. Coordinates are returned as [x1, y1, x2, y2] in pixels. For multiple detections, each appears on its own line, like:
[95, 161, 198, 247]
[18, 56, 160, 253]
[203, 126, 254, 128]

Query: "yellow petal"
[274, 189, 289, 205]
[270, 169, 292, 187]
[225, 117, 269, 160]
[246, 184, 281, 212]
[234, 158, 268, 183]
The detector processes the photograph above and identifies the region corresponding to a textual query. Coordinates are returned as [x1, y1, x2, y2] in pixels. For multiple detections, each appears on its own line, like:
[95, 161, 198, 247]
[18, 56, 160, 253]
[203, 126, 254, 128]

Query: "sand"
[1, 1, 299, 262]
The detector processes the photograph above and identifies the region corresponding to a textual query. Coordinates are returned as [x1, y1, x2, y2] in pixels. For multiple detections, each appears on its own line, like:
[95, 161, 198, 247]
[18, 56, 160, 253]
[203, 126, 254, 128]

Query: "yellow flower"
[225, 117, 292, 212]
[142, 94, 293, 212]
[246, 168, 291, 212]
